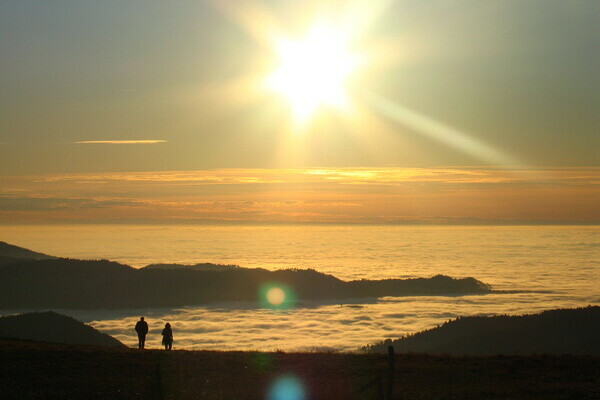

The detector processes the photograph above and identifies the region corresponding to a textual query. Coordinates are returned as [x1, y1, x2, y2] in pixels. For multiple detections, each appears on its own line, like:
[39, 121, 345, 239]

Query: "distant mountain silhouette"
[0, 241, 55, 266]
[143, 262, 240, 271]
[0, 256, 490, 309]
[0, 311, 124, 347]
[366, 306, 600, 355]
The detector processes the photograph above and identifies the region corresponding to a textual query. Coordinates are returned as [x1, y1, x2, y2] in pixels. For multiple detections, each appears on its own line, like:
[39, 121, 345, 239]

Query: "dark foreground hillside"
[367, 306, 600, 355]
[0, 311, 124, 348]
[0, 340, 598, 400]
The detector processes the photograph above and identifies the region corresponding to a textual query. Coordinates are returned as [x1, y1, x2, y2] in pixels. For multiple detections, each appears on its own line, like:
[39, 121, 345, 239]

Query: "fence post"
[387, 345, 395, 400]
[155, 359, 164, 400]
[376, 374, 384, 400]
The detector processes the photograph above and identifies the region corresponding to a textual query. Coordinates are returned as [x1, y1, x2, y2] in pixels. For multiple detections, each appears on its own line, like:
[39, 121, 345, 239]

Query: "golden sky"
[0, 1, 598, 224]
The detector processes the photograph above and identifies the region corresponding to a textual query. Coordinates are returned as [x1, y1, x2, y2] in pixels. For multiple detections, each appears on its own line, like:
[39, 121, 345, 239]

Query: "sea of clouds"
[3, 225, 598, 351]
[67, 290, 598, 352]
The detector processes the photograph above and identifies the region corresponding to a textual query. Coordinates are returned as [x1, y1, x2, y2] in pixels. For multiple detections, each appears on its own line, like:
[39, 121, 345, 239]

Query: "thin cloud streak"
[76, 140, 167, 144]
[30, 167, 600, 186]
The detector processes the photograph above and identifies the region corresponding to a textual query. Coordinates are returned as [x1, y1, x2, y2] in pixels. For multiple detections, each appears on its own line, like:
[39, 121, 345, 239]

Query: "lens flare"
[260, 283, 296, 309]
[251, 352, 273, 372]
[267, 287, 286, 306]
[268, 374, 307, 400]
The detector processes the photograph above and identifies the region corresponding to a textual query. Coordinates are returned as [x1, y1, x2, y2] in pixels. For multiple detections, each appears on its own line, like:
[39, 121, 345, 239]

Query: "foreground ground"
[1, 340, 598, 400]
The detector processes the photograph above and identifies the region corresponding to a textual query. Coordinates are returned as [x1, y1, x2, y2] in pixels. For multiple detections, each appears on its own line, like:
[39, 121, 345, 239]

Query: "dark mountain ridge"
[366, 306, 600, 355]
[143, 262, 240, 271]
[0, 256, 490, 309]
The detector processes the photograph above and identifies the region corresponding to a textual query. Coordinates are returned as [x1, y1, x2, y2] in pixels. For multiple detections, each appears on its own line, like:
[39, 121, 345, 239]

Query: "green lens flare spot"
[259, 283, 297, 309]
[268, 374, 306, 400]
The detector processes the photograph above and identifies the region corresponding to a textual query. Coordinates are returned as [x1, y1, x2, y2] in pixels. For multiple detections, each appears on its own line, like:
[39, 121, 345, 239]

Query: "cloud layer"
[64, 290, 598, 351]
[0, 223, 596, 351]
[1, 167, 598, 224]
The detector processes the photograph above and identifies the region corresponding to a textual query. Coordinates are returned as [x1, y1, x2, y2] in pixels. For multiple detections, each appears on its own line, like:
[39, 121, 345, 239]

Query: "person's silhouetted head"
[140, 316, 144, 321]
[165, 322, 171, 328]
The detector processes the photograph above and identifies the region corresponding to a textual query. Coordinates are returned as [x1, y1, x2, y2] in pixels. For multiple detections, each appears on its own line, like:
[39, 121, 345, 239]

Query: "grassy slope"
[1, 340, 598, 400]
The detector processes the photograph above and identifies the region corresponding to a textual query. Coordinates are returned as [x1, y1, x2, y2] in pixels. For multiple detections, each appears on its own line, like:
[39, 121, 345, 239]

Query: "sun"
[265, 24, 361, 124]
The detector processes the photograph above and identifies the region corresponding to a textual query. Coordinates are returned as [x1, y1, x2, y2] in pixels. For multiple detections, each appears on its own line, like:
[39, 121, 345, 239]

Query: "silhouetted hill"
[0, 311, 124, 347]
[0, 257, 490, 309]
[143, 262, 240, 271]
[0, 241, 55, 266]
[366, 306, 600, 355]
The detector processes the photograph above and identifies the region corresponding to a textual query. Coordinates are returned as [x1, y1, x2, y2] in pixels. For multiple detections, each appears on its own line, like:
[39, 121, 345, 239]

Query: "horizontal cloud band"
[0, 167, 598, 224]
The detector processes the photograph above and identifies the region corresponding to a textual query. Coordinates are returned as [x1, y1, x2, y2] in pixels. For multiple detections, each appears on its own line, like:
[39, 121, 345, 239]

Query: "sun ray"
[367, 94, 520, 167]
[209, 0, 523, 170]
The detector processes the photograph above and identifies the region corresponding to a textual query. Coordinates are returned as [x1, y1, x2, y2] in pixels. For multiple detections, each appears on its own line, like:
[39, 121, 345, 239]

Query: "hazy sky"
[1, 1, 598, 224]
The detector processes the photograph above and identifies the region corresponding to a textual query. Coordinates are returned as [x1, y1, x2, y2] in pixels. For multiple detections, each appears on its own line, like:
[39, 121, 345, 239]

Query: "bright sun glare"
[266, 24, 361, 123]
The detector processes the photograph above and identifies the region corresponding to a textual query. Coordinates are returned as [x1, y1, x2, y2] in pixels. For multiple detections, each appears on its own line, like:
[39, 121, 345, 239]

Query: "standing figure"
[162, 322, 173, 350]
[135, 316, 149, 349]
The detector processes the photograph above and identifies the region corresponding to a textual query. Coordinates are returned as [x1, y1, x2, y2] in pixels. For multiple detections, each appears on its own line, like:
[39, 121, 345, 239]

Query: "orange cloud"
[1, 167, 598, 224]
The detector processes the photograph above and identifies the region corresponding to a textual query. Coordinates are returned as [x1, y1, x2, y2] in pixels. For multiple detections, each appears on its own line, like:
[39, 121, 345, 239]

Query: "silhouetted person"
[135, 317, 148, 349]
[162, 322, 173, 350]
